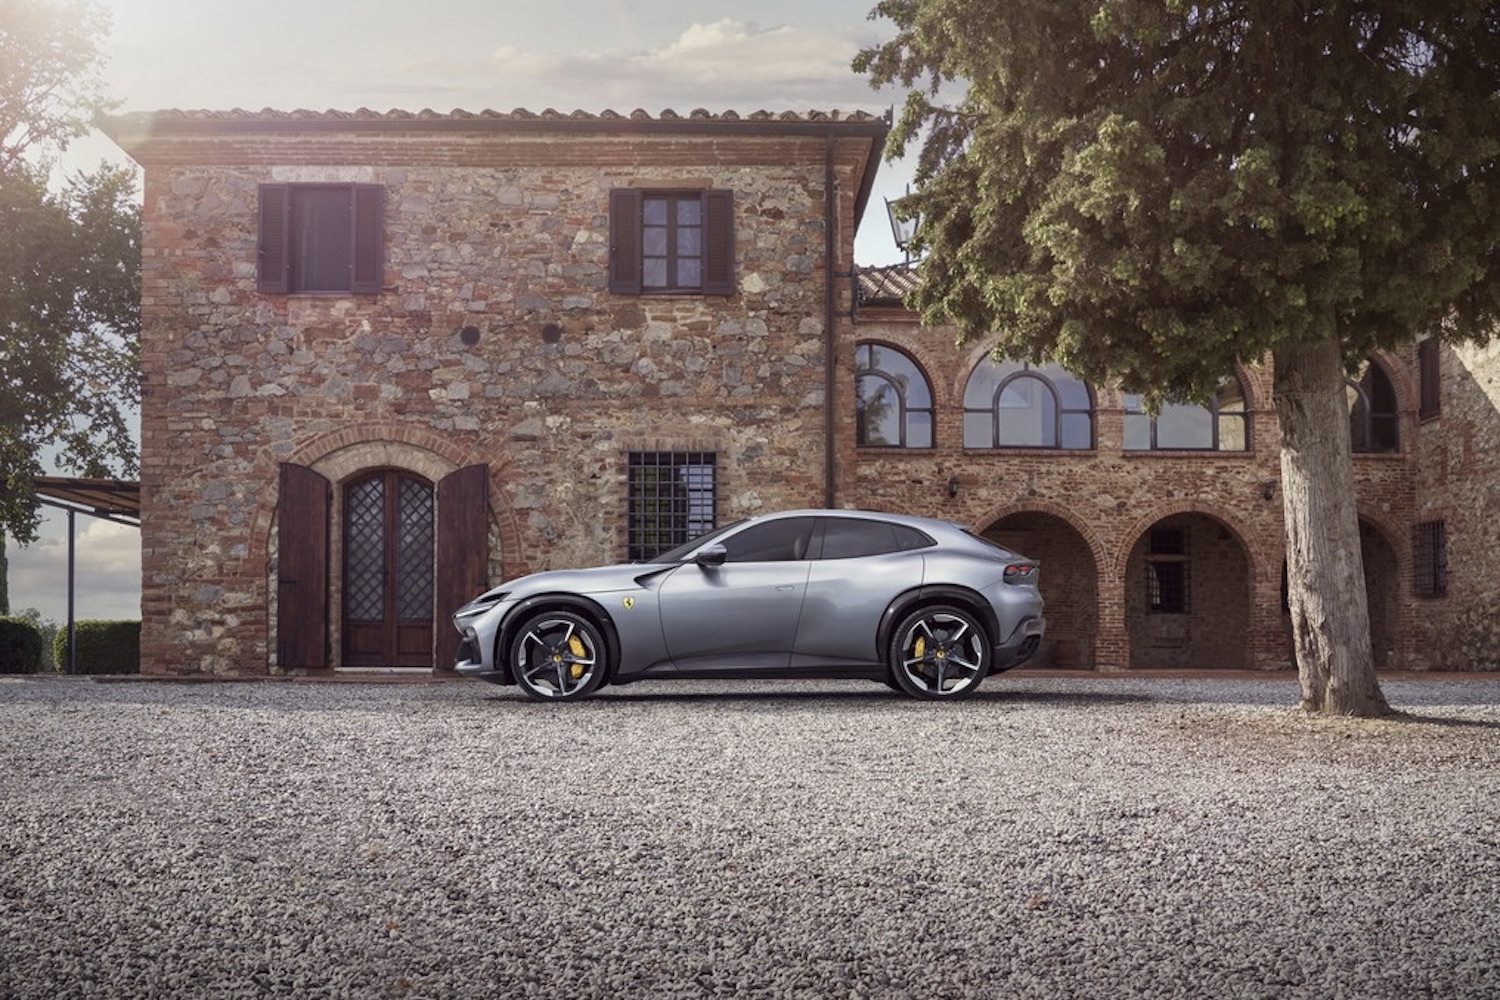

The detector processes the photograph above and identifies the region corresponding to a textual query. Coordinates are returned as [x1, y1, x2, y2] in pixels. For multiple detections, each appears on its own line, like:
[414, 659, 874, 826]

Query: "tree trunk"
[0, 531, 8, 616]
[1272, 337, 1392, 717]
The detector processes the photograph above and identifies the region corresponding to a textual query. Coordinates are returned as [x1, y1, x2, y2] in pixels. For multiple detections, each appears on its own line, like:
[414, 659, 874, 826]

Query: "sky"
[6, 0, 918, 626]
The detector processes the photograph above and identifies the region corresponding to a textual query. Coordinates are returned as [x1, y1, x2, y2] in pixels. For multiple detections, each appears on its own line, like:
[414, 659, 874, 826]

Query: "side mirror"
[693, 544, 728, 568]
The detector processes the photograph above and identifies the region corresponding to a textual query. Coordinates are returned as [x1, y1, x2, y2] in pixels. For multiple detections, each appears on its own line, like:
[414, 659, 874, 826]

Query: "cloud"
[422, 19, 898, 114]
[6, 517, 141, 624]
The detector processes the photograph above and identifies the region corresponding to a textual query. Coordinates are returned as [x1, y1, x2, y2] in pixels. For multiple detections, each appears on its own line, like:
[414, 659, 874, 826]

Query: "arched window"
[1124, 375, 1248, 451]
[856, 343, 934, 448]
[1348, 359, 1399, 453]
[963, 359, 1093, 449]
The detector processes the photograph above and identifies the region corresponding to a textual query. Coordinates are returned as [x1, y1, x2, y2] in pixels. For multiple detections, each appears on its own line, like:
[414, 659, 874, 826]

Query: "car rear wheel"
[888, 605, 989, 700]
[508, 610, 608, 701]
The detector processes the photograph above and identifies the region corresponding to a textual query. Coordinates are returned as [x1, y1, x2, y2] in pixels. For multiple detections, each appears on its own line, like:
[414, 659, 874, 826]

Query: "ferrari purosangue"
[452, 509, 1044, 701]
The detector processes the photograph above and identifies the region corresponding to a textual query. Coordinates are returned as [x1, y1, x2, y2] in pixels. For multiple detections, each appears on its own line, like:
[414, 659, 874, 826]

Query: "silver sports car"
[452, 509, 1044, 701]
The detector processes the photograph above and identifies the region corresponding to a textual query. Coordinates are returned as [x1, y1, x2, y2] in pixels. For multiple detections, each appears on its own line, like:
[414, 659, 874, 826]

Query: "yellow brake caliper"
[568, 636, 587, 679]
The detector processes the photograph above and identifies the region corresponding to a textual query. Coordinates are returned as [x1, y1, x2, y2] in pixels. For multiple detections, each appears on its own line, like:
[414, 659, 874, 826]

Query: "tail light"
[1003, 563, 1038, 584]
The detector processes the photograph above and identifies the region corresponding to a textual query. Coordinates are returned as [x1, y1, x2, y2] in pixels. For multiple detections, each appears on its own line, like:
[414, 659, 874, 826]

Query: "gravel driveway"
[2, 673, 1497, 999]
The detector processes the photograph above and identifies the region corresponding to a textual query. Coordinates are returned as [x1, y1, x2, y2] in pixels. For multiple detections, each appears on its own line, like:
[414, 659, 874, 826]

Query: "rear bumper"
[992, 616, 1045, 670]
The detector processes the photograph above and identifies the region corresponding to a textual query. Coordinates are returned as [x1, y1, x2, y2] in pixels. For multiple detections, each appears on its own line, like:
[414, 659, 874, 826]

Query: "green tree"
[0, 0, 140, 544]
[857, 1, 1500, 716]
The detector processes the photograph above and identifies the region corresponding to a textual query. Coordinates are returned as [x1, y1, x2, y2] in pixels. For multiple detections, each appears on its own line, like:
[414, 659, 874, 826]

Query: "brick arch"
[250, 422, 523, 585]
[1365, 348, 1417, 416]
[1111, 499, 1260, 583]
[967, 499, 1108, 578]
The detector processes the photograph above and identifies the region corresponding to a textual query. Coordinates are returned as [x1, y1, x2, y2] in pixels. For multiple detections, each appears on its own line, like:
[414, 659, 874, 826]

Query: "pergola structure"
[33, 476, 140, 673]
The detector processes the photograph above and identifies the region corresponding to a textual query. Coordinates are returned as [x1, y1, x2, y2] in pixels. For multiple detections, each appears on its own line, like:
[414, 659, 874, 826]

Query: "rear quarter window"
[819, 518, 934, 559]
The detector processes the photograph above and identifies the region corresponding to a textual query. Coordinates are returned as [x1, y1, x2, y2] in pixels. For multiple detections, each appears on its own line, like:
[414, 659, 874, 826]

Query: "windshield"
[647, 520, 748, 563]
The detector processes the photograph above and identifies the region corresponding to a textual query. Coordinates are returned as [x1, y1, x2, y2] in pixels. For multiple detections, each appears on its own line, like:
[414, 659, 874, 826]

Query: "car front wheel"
[888, 605, 989, 700]
[508, 610, 608, 701]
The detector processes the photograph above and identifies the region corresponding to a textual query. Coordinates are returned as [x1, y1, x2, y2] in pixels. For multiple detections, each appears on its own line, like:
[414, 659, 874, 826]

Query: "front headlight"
[454, 591, 508, 621]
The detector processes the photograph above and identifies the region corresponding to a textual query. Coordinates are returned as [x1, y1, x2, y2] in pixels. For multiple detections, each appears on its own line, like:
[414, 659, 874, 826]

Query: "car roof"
[751, 508, 971, 535]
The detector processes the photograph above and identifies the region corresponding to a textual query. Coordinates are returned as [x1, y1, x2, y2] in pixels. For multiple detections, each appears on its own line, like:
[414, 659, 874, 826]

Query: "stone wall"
[130, 122, 876, 674]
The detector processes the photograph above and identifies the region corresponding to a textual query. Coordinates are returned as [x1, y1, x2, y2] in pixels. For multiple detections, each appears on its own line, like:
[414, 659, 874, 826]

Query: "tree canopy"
[857, 1, 1500, 715]
[857, 0, 1500, 403]
[0, 0, 139, 543]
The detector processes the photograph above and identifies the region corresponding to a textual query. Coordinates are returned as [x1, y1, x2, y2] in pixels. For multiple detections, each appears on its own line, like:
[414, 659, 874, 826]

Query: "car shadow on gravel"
[474, 686, 1155, 708]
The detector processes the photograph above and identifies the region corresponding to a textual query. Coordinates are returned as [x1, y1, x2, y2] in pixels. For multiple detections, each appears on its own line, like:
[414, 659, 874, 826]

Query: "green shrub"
[51, 620, 141, 675]
[0, 618, 46, 674]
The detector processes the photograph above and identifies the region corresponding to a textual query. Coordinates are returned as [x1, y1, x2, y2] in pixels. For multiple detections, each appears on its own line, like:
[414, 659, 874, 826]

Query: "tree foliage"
[857, 1, 1500, 715]
[857, 0, 1500, 401]
[0, 0, 139, 542]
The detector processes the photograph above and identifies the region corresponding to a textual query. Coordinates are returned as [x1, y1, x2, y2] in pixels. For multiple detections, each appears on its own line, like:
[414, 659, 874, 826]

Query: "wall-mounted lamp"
[947, 475, 960, 499]
[1260, 479, 1278, 502]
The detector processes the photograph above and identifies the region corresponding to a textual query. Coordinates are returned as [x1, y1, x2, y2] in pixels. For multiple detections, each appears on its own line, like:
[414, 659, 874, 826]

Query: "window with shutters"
[609, 189, 734, 295]
[258, 183, 383, 294]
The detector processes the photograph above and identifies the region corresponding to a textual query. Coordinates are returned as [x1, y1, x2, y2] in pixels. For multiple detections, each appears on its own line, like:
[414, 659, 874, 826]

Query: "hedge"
[0, 618, 46, 674]
[51, 620, 141, 675]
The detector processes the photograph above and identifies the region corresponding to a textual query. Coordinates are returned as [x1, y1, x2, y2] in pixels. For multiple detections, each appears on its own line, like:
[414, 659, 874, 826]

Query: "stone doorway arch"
[981, 510, 1099, 669]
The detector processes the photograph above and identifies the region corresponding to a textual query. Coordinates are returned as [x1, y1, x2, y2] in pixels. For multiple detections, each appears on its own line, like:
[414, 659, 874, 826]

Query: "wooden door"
[343, 470, 434, 667]
[277, 463, 330, 669]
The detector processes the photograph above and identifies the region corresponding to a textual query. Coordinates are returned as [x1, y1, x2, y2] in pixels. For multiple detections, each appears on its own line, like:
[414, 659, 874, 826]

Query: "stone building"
[100, 107, 1499, 676]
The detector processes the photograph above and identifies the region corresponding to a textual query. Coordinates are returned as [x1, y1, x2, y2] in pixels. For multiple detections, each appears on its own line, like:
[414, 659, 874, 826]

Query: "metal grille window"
[1412, 520, 1448, 598]
[627, 452, 717, 561]
[1146, 527, 1190, 614]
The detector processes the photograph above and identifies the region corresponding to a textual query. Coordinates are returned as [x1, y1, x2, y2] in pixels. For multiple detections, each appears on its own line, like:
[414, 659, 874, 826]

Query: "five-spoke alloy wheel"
[888, 605, 990, 700]
[508, 610, 608, 701]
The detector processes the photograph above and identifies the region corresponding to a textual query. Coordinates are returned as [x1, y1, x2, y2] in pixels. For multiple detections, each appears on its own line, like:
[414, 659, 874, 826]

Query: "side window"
[856, 344, 935, 448]
[1124, 375, 1248, 452]
[1348, 359, 1399, 454]
[721, 518, 817, 563]
[258, 183, 383, 294]
[818, 518, 933, 559]
[963, 358, 1093, 449]
[609, 188, 734, 296]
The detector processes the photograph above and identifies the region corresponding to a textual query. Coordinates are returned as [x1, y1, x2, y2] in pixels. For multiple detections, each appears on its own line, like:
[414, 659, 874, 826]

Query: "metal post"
[66, 508, 76, 675]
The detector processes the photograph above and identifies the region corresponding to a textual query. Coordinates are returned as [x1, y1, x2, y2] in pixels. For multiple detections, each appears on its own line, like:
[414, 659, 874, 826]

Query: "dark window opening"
[1348, 360, 1400, 454]
[1146, 527, 1190, 614]
[1412, 520, 1448, 598]
[627, 452, 717, 561]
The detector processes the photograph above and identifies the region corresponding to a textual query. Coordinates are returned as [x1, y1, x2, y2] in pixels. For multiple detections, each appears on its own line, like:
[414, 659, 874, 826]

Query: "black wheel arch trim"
[495, 594, 623, 687]
[878, 585, 1001, 657]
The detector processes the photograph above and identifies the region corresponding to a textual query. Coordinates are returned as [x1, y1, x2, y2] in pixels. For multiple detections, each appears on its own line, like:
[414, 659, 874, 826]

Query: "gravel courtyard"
[1, 673, 1497, 999]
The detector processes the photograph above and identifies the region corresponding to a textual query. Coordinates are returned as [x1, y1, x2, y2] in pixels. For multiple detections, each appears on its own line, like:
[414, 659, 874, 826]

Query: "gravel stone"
[1, 674, 1497, 998]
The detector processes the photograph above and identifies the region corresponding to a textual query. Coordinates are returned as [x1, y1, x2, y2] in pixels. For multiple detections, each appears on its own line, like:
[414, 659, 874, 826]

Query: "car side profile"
[452, 509, 1044, 701]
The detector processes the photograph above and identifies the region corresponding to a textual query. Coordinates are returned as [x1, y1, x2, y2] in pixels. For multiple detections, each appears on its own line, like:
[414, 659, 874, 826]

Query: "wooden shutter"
[1418, 338, 1441, 420]
[435, 464, 489, 670]
[608, 188, 643, 294]
[702, 189, 735, 296]
[257, 184, 290, 293]
[351, 184, 384, 294]
[277, 463, 330, 669]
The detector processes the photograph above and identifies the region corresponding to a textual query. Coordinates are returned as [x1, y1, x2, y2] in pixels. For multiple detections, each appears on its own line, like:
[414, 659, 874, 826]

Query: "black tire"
[507, 609, 609, 702]
[887, 604, 990, 700]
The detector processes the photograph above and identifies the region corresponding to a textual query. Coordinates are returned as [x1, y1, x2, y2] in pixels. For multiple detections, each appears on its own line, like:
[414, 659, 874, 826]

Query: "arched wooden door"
[343, 470, 435, 667]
